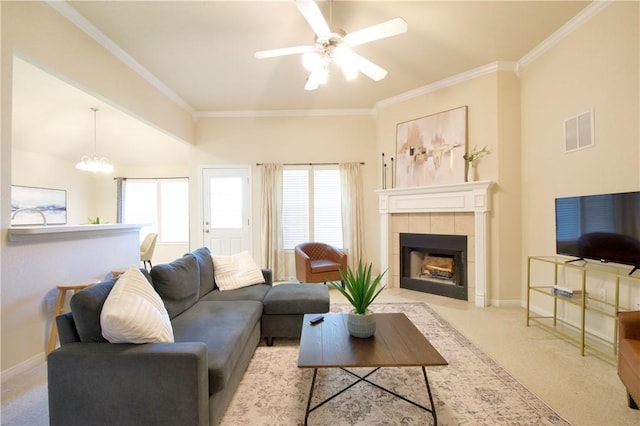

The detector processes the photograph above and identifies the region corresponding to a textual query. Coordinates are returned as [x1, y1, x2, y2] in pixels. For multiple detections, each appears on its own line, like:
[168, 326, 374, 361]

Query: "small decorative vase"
[347, 310, 376, 338]
[467, 162, 475, 182]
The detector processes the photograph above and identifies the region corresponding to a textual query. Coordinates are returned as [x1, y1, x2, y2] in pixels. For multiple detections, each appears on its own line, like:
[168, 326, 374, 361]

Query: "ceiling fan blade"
[351, 53, 388, 81]
[344, 17, 408, 47]
[304, 69, 322, 91]
[295, 0, 332, 39]
[255, 45, 315, 59]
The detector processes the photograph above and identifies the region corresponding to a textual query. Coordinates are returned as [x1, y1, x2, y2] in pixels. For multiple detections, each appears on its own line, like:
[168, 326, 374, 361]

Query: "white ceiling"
[12, 0, 592, 166]
[63, 0, 590, 112]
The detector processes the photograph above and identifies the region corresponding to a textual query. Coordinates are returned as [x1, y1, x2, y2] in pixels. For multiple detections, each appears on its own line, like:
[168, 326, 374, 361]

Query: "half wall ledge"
[8, 223, 144, 243]
[376, 181, 493, 307]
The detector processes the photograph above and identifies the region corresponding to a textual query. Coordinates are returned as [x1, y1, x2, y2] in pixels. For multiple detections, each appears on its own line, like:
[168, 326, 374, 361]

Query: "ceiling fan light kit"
[255, 0, 407, 91]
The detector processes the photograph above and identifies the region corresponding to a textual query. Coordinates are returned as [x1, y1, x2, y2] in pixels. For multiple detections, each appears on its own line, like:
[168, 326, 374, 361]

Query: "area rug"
[221, 302, 570, 426]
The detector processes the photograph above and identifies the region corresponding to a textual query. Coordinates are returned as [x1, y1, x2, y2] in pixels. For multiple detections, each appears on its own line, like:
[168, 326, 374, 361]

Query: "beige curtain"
[261, 163, 285, 280]
[339, 162, 365, 270]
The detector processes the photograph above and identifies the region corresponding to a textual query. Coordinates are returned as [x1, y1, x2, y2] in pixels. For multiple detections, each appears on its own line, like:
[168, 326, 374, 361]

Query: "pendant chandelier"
[75, 107, 113, 174]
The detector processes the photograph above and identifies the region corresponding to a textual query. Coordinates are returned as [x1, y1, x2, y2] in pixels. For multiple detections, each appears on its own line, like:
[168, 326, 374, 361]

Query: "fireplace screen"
[400, 233, 467, 300]
[422, 255, 455, 280]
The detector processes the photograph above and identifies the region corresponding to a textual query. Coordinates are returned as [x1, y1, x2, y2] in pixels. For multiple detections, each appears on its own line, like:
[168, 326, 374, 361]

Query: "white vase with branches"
[463, 145, 491, 182]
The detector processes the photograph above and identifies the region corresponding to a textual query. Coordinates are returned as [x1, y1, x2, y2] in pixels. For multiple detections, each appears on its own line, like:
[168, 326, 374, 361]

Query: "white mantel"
[376, 181, 493, 307]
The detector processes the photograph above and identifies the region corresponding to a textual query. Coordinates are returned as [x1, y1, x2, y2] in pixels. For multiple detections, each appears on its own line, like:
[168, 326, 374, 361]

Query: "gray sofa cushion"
[151, 254, 200, 319]
[171, 300, 263, 394]
[191, 246, 216, 295]
[262, 283, 330, 315]
[69, 279, 117, 343]
[198, 284, 271, 303]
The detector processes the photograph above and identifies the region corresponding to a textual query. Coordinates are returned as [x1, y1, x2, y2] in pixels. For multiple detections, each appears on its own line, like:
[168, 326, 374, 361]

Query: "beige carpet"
[221, 302, 569, 425]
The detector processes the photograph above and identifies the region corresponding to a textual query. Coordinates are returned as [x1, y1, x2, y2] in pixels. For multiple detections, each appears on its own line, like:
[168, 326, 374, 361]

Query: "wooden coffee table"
[298, 312, 448, 425]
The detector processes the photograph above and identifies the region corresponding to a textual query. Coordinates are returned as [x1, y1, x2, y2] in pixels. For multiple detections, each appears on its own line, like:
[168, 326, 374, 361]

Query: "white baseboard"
[490, 298, 522, 308]
[1, 352, 45, 384]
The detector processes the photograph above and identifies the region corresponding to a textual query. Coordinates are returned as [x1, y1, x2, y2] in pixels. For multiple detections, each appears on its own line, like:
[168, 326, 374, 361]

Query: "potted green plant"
[329, 261, 386, 338]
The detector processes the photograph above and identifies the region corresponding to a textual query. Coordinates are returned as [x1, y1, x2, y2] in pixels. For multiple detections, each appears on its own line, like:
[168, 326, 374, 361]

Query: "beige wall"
[1, 1, 194, 375]
[520, 1, 639, 297]
[375, 71, 523, 306]
[192, 115, 380, 275]
[1, 0, 638, 376]
[1, 1, 194, 145]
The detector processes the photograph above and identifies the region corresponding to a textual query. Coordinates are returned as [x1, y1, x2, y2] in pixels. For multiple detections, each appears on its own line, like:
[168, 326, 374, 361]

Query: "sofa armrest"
[619, 310, 640, 341]
[261, 268, 273, 286]
[48, 342, 209, 426]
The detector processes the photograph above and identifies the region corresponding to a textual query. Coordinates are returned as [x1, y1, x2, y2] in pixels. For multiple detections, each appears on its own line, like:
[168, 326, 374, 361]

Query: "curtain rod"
[113, 177, 188, 180]
[255, 162, 364, 166]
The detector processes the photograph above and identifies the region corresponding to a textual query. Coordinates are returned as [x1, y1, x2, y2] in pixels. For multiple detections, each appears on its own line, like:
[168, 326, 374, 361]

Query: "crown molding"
[375, 61, 518, 110]
[196, 108, 375, 118]
[518, 0, 612, 68]
[47, 1, 195, 117]
[48, 0, 610, 118]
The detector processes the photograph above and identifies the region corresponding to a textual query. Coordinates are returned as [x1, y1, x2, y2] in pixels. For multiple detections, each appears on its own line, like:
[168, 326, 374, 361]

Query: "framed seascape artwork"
[11, 185, 67, 225]
[395, 106, 467, 188]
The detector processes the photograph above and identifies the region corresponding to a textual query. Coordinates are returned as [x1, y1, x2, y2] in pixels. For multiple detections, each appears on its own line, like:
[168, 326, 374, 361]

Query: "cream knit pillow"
[100, 265, 174, 343]
[211, 251, 265, 291]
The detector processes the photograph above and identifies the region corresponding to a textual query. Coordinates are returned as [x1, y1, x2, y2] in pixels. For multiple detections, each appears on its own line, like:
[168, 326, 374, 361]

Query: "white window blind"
[159, 180, 189, 242]
[313, 169, 343, 248]
[282, 167, 342, 250]
[123, 178, 189, 243]
[124, 181, 158, 238]
[282, 169, 309, 249]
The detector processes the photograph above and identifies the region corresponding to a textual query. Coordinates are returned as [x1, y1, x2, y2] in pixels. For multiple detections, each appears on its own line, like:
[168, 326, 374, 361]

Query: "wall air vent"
[564, 109, 594, 152]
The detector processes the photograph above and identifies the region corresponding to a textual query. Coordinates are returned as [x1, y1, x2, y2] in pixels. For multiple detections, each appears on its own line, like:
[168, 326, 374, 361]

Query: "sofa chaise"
[47, 247, 329, 426]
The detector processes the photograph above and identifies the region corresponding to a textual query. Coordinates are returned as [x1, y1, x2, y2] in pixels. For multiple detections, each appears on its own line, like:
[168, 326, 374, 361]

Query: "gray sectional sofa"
[47, 247, 329, 426]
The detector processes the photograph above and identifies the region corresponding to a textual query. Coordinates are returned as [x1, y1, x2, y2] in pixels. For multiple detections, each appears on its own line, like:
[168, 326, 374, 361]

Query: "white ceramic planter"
[347, 310, 376, 338]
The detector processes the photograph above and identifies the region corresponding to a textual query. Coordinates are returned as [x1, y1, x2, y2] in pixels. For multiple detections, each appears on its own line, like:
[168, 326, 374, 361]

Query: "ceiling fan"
[254, 0, 407, 91]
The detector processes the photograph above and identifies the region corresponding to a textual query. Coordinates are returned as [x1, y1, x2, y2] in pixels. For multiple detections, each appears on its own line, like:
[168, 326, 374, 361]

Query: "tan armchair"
[618, 310, 640, 409]
[295, 242, 347, 284]
[140, 233, 158, 270]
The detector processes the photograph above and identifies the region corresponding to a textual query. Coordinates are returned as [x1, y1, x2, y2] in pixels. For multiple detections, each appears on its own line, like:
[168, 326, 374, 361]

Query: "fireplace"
[400, 233, 468, 300]
[376, 181, 492, 307]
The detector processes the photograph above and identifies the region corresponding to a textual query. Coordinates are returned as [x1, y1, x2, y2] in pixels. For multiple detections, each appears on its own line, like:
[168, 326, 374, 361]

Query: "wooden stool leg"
[47, 289, 68, 354]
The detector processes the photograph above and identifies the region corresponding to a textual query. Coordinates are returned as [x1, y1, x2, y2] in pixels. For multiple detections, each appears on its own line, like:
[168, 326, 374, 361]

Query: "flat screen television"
[555, 191, 640, 275]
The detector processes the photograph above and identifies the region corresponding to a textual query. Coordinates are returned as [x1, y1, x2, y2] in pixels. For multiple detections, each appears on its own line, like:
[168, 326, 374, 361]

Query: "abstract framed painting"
[395, 106, 467, 188]
[11, 185, 67, 225]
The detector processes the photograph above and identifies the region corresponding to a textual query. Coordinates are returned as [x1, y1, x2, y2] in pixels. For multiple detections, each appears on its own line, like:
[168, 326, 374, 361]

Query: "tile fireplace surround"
[376, 181, 493, 307]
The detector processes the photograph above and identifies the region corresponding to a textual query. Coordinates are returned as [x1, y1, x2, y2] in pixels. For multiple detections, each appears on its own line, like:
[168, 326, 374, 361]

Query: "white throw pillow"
[211, 251, 265, 291]
[100, 265, 174, 343]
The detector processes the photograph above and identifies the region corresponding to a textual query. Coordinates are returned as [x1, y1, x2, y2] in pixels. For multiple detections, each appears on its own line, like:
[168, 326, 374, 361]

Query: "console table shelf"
[526, 256, 640, 364]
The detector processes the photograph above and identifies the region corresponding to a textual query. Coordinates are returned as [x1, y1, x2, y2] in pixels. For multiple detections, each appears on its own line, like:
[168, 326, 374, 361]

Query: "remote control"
[310, 315, 324, 325]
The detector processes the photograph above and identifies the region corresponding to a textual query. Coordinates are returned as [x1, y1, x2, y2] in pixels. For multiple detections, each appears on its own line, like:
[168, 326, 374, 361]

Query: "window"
[209, 176, 243, 229]
[282, 167, 342, 249]
[123, 178, 189, 243]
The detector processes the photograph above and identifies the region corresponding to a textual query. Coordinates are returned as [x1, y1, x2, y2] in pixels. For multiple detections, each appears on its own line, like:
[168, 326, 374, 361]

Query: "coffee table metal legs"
[304, 367, 438, 425]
